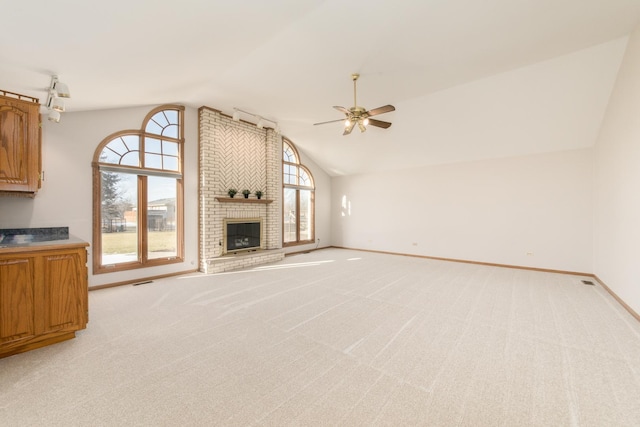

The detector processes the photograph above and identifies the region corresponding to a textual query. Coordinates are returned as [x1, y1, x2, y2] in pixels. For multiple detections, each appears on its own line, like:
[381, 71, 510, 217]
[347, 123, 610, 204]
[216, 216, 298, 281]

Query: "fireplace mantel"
[215, 197, 273, 204]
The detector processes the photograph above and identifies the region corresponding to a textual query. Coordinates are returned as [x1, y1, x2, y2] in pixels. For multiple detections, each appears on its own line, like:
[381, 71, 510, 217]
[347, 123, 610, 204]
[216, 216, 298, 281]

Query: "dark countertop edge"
[0, 236, 89, 254]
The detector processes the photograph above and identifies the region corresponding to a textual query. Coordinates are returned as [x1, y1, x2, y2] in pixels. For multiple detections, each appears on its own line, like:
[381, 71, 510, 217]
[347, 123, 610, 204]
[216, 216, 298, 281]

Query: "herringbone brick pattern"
[217, 124, 266, 194]
[199, 107, 282, 272]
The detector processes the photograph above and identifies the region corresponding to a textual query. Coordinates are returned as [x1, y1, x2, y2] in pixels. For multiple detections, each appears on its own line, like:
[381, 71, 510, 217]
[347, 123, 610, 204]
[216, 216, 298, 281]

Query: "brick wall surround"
[198, 107, 283, 273]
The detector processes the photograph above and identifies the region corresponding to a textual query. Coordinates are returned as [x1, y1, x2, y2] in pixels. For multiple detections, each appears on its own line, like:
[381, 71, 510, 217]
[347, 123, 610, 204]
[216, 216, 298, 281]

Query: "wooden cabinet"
[0, 257, 36, 348]
[0, 241, 88, 358]
[0, 90, 42, 196]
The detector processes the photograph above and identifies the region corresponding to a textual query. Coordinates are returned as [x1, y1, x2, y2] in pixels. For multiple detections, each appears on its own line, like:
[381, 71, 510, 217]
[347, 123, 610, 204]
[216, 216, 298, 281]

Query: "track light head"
[54, 80, 70, 98]
[48, 110, 61, 123]
[50, 76, 71, 98]
[50, 97, 65, 112]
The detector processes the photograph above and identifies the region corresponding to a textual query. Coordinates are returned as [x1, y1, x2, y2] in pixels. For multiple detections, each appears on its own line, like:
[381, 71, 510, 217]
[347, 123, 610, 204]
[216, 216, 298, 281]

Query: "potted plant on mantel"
[227, 188, 237, 198]
[242, 189, 251, 199]
[254, 190, 264, 200]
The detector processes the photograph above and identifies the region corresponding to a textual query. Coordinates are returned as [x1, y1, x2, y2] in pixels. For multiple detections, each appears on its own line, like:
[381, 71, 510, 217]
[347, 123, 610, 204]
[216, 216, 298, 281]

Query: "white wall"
[0, 105, 199, 287]
[332, 148, 593, 273]
[594, 25, 640, 314]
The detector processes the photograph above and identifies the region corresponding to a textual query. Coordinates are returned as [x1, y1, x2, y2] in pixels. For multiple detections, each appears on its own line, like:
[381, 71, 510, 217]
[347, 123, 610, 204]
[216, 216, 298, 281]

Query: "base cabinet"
[0, 243, 88, 358]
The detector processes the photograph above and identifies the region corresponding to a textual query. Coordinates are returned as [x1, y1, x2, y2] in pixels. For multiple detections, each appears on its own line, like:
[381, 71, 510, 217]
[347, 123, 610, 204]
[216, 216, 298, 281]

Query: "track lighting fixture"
[50, 97, 65, 112]
[48, 110, 61, 123]
[231, 108, 279, 133]
[52, 78, 70, 98]
[45, 75, 71, 123]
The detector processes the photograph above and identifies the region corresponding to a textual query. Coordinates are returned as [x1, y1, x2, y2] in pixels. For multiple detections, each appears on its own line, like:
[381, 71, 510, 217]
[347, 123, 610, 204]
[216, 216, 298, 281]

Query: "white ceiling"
[2, 0, 639, 176]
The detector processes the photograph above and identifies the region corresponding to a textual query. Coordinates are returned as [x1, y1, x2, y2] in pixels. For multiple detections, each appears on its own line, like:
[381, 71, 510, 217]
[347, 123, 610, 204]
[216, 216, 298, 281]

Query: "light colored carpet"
[1, 248, 640, 426]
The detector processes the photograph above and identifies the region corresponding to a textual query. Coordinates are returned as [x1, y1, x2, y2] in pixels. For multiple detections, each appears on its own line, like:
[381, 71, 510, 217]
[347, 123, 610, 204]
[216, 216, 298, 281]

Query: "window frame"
[92, 105, 185, 274]
[282, 139, 315, 247]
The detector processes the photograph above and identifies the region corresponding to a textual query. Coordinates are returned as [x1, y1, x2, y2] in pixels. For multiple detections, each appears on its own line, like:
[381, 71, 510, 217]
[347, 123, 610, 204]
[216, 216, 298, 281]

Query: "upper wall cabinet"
[0, 90, 42, 197]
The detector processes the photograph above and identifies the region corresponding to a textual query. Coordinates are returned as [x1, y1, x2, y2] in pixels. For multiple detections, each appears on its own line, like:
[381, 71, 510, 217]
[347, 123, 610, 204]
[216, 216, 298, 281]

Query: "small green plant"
[242, 189, 251, 198]
[254, 190, 264, 199]
[227, 188, 237, 198]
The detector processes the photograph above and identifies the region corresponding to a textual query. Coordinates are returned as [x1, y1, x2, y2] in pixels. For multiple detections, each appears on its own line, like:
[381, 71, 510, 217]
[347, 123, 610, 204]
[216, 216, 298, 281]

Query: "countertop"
[0, 236, 89, 254]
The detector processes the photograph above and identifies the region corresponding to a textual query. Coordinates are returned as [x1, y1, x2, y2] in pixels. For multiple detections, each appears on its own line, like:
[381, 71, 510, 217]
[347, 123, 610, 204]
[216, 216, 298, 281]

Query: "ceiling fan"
[314, 73, 395, 135]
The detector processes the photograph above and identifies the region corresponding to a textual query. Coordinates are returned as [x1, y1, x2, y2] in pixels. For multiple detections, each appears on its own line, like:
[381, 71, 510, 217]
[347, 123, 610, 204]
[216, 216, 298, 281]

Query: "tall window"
[92, 105, 185, 273]
[283, 139, 315, 246]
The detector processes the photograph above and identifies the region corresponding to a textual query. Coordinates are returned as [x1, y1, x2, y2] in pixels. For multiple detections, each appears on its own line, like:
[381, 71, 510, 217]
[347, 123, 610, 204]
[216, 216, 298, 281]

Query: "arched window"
[92, 105, 185, 273]
[283, 139, 315, 245]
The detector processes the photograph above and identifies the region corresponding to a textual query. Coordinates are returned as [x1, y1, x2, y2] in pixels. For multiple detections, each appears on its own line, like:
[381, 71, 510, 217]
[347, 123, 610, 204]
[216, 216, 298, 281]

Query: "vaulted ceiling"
[2, 0, 639, 176]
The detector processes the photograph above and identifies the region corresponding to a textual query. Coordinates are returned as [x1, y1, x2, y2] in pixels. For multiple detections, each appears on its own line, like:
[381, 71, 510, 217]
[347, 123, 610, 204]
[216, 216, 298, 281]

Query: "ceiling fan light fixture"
[344, 119, 351, 127]
[362, 118, 369, 126]
[358, 121, 367, 133]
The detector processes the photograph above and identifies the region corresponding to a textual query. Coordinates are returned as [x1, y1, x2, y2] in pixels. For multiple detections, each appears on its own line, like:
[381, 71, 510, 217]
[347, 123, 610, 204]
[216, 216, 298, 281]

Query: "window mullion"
[139, 175, 148, 264]
[296, 189, 301, 242]
[140, 135, 146, 169]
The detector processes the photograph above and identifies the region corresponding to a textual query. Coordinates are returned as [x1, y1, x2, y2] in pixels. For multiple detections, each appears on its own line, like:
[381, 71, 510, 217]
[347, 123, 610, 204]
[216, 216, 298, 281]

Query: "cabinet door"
[41, 250, 88, 333]
[0, 257, 36, 346]
[0, 97, 41, 193]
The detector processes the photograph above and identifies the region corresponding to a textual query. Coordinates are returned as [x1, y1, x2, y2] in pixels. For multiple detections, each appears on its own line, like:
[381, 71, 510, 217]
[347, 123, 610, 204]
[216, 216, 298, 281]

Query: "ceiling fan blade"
[343, 121, 356, 135]
[368, 118, 392, 129]
[314, 118, 346, 126]
[333, 106, 350, 115]
[366, 105, 395, 117]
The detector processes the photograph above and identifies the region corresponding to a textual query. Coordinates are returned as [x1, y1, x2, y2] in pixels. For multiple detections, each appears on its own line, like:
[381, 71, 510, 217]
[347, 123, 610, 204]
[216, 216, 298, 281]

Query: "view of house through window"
[283, 139, 314, 245]
[93, 105, 184, 273]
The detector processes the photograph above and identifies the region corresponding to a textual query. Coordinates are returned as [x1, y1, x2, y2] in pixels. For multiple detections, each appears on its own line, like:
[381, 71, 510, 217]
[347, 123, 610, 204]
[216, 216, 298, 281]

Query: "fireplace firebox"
[224, 219, 262, 254]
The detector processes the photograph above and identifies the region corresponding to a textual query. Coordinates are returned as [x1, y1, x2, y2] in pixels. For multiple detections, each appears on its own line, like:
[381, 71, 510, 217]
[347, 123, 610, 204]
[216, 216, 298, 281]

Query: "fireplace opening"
[224, 219, 262, 254]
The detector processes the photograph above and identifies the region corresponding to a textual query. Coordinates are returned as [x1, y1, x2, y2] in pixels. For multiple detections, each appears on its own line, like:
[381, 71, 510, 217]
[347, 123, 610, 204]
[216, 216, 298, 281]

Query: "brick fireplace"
[198, 107, 284, 273]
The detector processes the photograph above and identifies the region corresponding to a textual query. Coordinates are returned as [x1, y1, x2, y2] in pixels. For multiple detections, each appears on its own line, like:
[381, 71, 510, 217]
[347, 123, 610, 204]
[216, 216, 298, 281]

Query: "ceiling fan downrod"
[352, 73, 359, 110]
